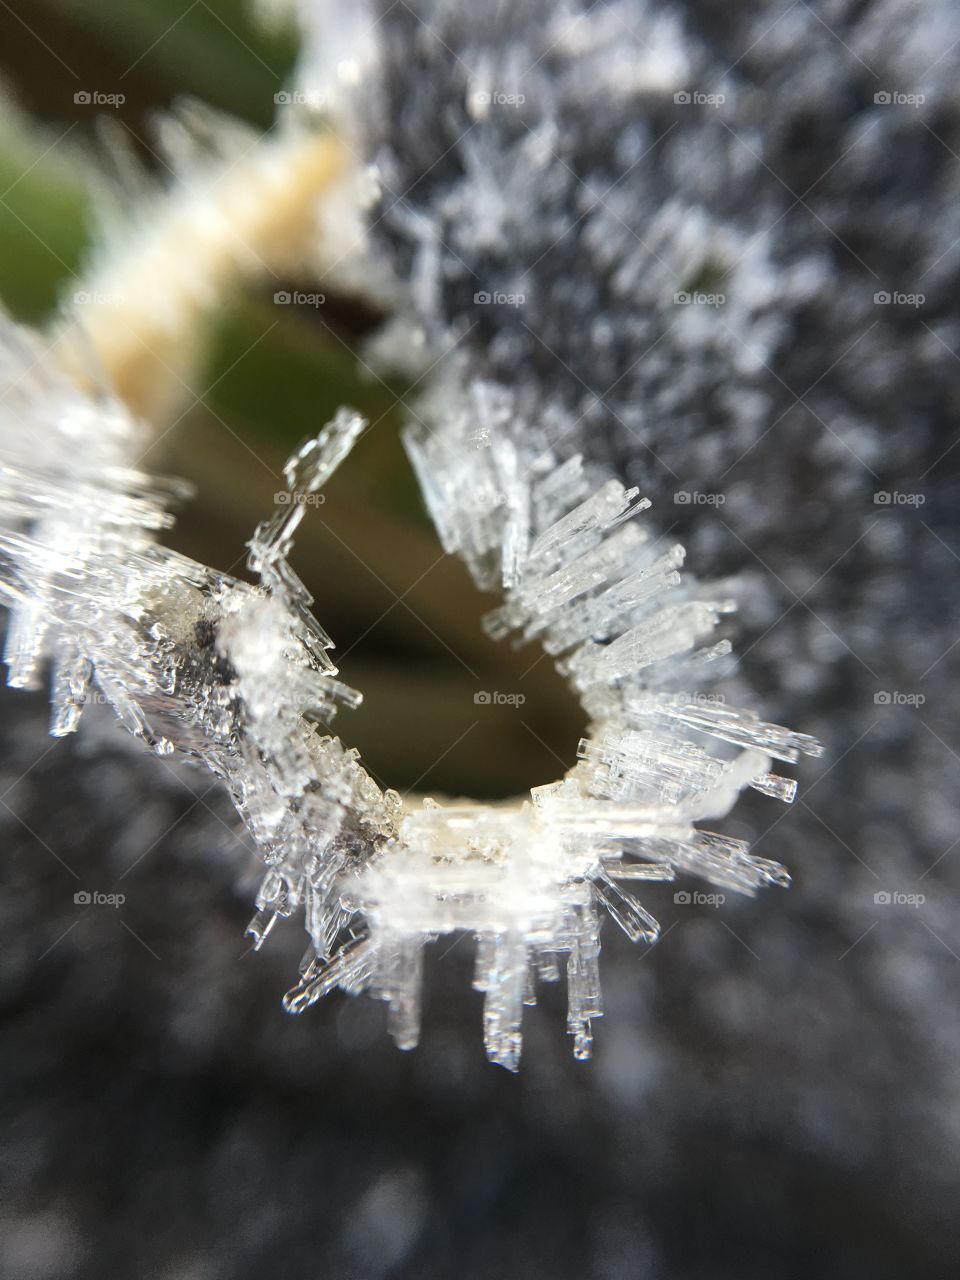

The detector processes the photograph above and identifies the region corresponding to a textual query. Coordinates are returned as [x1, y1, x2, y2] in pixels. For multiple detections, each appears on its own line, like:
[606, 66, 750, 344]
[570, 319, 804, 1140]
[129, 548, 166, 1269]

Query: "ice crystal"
[0, 305, 820, 1069]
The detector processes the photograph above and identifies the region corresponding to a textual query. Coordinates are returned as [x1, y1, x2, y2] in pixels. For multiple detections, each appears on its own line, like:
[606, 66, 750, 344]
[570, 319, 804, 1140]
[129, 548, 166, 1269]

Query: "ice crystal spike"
[284, 406, 366, 492]
[0, 307, 821, 1071]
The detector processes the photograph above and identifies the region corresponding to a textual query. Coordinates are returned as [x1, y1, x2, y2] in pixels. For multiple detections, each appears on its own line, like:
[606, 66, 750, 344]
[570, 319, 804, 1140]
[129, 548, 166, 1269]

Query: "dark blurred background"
[0, 3, 958, 1278]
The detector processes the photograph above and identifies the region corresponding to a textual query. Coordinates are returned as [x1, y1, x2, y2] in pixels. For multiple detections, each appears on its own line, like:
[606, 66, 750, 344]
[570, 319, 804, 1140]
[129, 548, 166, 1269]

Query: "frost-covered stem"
[49, 108, 346, 421]
[0, 312, 820, 1068]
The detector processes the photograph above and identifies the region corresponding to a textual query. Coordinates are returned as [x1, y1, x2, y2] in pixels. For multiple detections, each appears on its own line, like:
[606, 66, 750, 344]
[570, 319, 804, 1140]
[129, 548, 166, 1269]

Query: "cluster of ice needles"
[0, 313, 821, 1069]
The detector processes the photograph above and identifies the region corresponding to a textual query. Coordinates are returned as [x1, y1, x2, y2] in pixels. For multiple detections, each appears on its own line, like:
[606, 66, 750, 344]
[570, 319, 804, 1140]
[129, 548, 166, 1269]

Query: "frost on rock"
[0, 311, 821, 1070]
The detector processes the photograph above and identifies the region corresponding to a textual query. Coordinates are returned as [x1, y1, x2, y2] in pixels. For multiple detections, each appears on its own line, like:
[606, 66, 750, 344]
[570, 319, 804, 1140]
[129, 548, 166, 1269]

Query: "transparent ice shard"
[594, 870, 661, 943]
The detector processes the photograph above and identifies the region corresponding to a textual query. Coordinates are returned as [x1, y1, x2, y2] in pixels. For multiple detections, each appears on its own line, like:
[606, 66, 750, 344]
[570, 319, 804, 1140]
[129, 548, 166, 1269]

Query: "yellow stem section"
[49, 128, 346, 423]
